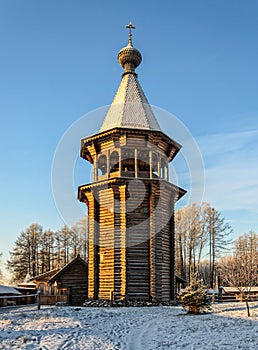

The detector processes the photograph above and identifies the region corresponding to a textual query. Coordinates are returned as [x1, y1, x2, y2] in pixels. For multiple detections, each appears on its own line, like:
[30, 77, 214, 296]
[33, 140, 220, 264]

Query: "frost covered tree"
[71, 216, 88, 261]
[7, 218, 89, 282]
[38, 229, 55, 273]
[207, 207, 233, 288]
[175, 203, 232, 286]
[6, 223, 43, 282]
[175, 203, 209, 282]
[177, 277, 211, 314]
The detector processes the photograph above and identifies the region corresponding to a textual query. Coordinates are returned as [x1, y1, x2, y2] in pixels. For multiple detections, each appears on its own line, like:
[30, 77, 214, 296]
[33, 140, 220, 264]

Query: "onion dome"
[99, 22, 161, 132]
[117, 22, 142, 74]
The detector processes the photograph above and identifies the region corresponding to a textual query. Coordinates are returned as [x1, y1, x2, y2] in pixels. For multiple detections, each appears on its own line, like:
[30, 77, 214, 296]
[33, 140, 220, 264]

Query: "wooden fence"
[0, 293, 37, 307]
[209, 293, 258, 303]
[39, 295, 67, 305]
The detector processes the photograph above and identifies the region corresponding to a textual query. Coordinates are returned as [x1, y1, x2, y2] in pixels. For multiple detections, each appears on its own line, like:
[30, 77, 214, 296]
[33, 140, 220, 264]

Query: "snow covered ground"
[0, 302, 258, 349]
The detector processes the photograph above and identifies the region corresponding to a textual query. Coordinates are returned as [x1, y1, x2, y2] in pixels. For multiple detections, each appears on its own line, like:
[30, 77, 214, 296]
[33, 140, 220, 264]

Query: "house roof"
[175, 275, 187, 284]
[31, 268, 60, 282]
[18, 281, 36, 288]
[18, 273, 36, 288]
[48, 255, 87, 286]
[99, 33, 161, 133]
[0, 285, 22, 295]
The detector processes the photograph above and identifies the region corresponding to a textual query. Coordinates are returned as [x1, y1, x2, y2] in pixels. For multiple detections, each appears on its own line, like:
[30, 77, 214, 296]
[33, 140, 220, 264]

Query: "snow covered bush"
[177, 278, 211, 314]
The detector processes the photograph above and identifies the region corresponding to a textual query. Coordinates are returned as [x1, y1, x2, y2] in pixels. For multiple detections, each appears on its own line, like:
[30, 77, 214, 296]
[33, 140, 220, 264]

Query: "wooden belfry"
[78, 24, 186, 301]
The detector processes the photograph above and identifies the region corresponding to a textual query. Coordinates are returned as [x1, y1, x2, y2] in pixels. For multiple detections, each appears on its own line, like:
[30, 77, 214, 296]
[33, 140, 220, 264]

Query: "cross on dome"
[117, 22, 141, 73]
[126, 22, 135, 45]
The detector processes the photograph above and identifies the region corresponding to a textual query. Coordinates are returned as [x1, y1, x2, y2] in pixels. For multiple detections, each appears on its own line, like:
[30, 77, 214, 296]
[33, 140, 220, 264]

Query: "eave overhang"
[80, 127, 181, 163]
[78, 177, 186, 203]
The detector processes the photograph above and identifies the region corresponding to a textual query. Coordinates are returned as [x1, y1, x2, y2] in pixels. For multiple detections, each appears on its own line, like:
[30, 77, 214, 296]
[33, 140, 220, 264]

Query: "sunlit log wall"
[80, 178, 178, 302]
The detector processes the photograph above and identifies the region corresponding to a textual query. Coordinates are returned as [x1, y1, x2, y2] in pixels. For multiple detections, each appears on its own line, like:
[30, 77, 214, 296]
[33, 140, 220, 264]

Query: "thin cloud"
[197, 129, 258, 215]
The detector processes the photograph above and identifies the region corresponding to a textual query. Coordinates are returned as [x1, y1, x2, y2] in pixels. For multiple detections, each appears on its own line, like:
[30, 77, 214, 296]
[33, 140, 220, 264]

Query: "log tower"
[78, 24, 186, 302]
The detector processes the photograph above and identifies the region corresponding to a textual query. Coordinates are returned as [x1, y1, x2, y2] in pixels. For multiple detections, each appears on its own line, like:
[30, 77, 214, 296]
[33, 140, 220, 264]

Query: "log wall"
[58, 260, 88, 306]
[114, 185, 127, 300]
[150, 181, 175, 301]
[87, 192, 99, 299]
[98, 188, 114, 299]
[84, 179, 177, 302]
[126, 180, 150, 300]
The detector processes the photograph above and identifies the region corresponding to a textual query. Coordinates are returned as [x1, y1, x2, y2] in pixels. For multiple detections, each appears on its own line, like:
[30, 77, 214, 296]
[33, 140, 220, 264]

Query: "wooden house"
[48, 255, 88, 306]
[31, 255, 87, 305]
[78, 25, 186, 302]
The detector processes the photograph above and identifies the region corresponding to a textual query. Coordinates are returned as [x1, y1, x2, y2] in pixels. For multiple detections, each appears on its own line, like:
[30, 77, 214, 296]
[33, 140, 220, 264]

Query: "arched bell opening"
[109, 151, 119, 176]
[97, 154, 107, 178]
[138, 150, 150, 178]
[152, 153, 159, 178]
[160, 158, 169, 180]
[121, 148, 135, 177]
[160, 158, 165, 179]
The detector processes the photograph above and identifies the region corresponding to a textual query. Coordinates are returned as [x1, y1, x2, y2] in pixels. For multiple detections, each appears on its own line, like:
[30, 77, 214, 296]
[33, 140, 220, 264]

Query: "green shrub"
[177, 278, 211, 314]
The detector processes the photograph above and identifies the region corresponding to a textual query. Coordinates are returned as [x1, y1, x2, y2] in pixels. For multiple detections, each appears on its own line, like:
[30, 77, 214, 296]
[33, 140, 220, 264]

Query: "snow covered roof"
[18, 281, 36, 288]
[18, 273, 36, 288]
[0, 285, 21, 295]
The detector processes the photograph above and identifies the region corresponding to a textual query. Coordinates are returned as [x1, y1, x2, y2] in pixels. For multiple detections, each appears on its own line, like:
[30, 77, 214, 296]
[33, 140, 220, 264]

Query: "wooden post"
[149, 151, 153, 179]
[94, 156, 98, 182]
[107, 150, 110, 178]
[37, 291, 41, 310]
[165, 164, 169, 181]
[157, 155, 161, 177]
[118, 148, 121, 176]
[134, 149, 138, 178]
[218, 285, 223, 303]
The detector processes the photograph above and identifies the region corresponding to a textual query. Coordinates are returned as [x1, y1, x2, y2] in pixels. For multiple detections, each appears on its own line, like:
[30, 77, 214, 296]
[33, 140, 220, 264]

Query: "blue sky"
[1, 0, 258, 274]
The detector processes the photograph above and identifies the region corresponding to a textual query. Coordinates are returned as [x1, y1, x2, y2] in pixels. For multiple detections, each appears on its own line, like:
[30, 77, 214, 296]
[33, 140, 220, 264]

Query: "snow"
[0, 303, 258, 349]
[0, 286, 21, 296]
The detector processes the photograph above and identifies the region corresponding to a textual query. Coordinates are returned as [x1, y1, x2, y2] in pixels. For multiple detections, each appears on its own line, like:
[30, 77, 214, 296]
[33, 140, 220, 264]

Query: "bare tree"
[208, 208, 232, 288]
[71, 216, 88, 261]
[175, 203, 209, 282]
[219, 231, 258, 317]
[175, 202, 232, 286]
[7, 218, 88, 282]
[198, 259, 210, 286]
[6, 223, 43, 282]
[38, 229, 55, 272]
